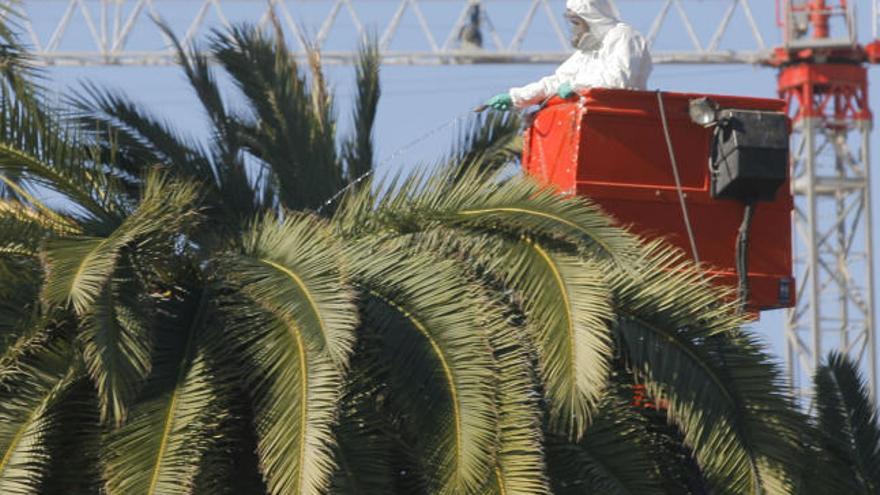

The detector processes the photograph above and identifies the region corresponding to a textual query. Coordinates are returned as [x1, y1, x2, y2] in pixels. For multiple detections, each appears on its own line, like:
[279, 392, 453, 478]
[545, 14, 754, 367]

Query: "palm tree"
[0, 19, 810, 495]
[789, 352, 880, 495]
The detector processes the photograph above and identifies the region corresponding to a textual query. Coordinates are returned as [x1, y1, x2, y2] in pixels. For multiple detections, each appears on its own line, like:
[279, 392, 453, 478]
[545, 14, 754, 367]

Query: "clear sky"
[31, 0, 880, 390]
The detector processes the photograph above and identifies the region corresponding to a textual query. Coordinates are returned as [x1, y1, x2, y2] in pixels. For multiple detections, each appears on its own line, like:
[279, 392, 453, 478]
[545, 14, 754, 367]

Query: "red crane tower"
[772, 0, 880, 399]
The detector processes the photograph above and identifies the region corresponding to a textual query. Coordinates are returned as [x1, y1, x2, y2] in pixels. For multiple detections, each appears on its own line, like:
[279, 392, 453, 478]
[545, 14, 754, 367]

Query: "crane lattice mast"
[773, 0, 880, 400]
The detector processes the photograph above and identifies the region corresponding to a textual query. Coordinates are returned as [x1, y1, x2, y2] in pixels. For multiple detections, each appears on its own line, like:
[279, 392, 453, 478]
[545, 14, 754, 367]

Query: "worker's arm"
[509, 74, 560, 108]
[508, 53, 579, 108]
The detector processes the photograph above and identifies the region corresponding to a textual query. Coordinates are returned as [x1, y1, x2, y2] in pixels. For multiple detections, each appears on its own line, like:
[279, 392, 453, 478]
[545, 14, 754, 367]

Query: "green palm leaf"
[329, 336, 394, 494]
[341, 40, 380, 183]
[0, 6, 41, 105]
[159, 21, 258, 220]
[547, 395, 664, 495]
[102, 289, 223, 495]
[335, 166, 636, 266]
[220, 305, 343, 495]
[41, 171, 199, 313]
[0, 338, 75, 495]
[351, 242, 499, 495]
[230, 213, 358, 366]
[447, 111, 521, 178]
[0, 260, 40, 356]
[217, 213, 358, 495]
[211, 25, 341, 211]
[374, 229, 612, 440]
[813, 352, 880, 493]
[71, 83, 217, 186]
[39, 378, 102, 495]
[0, 87, 112, 220]
[337, 168, 621, 437]
[78, 280, 153, 425]
[609, 241, 803, 494]
[507, 240, 612, 437]
[103, 352, 221, 495]
[190, 398, 268, 495]
[0, 193, 79, 241]
[0, 204, 47, 356]
[485, 296, 548, 495]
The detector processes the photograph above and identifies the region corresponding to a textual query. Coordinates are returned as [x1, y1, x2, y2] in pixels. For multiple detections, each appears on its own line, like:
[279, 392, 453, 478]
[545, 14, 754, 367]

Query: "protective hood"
[565, 0, 619, 40]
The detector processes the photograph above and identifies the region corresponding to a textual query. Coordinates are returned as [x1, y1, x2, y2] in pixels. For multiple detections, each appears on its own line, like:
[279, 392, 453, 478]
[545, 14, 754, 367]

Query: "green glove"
[557, 82, 576, 99]
[486, 92, 513, 111]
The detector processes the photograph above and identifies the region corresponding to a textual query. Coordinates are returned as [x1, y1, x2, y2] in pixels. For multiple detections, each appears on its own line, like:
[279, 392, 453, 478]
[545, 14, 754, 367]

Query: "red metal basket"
[522, 88, 795, 311]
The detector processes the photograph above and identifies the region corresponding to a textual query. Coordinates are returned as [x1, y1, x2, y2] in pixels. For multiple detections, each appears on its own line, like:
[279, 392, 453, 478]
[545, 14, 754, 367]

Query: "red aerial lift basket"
[522, 88, 794, 311]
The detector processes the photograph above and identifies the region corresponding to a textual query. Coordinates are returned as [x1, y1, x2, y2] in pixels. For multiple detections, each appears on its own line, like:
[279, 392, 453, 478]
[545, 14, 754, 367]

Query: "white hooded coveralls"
[508, 0, 652, 108]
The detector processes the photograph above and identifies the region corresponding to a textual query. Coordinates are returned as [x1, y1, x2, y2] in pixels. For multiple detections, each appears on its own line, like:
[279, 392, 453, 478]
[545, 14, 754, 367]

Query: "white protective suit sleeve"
[508, 53, 581, 108]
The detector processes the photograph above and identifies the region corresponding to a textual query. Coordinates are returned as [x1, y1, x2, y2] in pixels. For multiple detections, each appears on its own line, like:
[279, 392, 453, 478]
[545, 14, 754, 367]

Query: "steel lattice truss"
[12, 0, 778, 66]
[787, 120, 877, 399]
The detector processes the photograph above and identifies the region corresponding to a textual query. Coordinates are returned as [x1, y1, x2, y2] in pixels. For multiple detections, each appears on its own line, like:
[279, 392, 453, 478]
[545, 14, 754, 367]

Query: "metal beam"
[11, 0, 778, 66]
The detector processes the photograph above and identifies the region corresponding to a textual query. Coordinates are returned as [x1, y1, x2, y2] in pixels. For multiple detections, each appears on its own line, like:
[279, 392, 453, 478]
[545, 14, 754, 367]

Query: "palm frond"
[41, 171, 199, 313]
[608, 240, 804, 493]
[103, 352, 221, 495]
[484, 289, 548, 495]
[216, 213, 358, 495]
[363, 229, 612, 440]
[447, 111, 521, 178]
[211, 25, 342, 211]
[0, 258, 41, 356]
[157, 20, 256, 220]
[547, 394, 664, 495]
[0, 200, 76, 263]
[73, 24, 260, 227]
[102, 288, 224, 495]
[335, 166, 636, 263]
[341, 39, 380, 183]
[160, 22, 230, 147]
[71, 83, 217, 185]
[39, 378, 102, 495]
[216, 303, 343, 495]
[0, 183, 80, 236]
[328, 332, 394, 494]
[78, 278, 153, 426]
[40, 235, 117, 313]
[506, 239, 612, 437]
[0, 338, 75, 495]
[350, 241, 500, 495]
[0, 5, 41, 104]
[190, 396, 267, 495]
[0, 89, 111, 220]
[192, 402, 268, 495]
[228, 212, 358, 366]
[0, 199, 79, 238]
[813, 352, 880, 493]
[302, 42, 332, 135]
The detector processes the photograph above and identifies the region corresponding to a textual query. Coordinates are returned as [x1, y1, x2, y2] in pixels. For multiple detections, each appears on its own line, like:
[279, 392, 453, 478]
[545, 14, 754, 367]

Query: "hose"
[736, 200, 756, 313]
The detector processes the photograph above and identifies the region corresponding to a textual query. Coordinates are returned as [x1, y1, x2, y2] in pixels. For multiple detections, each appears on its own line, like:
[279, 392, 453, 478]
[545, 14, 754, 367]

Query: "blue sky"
[31, 0, 880, 386]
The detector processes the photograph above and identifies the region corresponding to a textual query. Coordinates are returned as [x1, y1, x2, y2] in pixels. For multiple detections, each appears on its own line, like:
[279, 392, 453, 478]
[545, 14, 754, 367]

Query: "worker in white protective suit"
[484, 0, 652, 111]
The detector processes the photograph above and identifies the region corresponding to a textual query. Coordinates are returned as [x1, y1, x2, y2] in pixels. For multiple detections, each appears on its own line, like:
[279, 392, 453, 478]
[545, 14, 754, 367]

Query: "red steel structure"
[770, 0, 880, 399]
